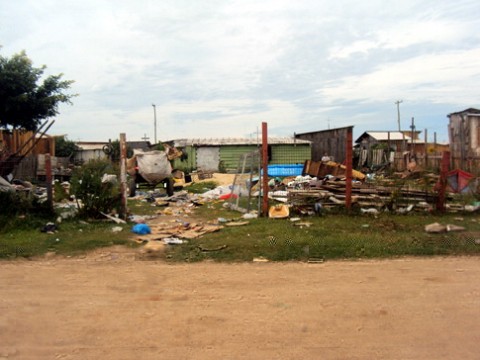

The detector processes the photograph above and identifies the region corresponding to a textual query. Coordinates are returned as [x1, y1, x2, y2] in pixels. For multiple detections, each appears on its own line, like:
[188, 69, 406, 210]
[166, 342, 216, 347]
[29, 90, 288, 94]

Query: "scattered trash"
[396, 204, 414, 214]
[464, 204, 480, 212]
[269, 204, 290, 219]
[225, 221, 249, 227]
[360, 208, 379, 215]
[289, 217, 301, 222]
[253, 257, 269, 262]
[162, 237, 184, 245]
[138, 241, 166, 258]
[217, 217, 228, 223]
[292, 221, 312, 228]
[130, 215, 147, 224]
[198, 244, 228, 252]
[100, 212, 126, 224]
[425, 223, 447, 233]
[446, 224, 466, 232]
[132, 223, 151, 235]
[111, 226, 123, 233]
[0, 176, 15, 192]
[41, 222, 58, 233]
[219, 193, 238, 200]
[425, 222, 467, 233]
[101, 173, 118, 184]
[242, 212, 258, 219]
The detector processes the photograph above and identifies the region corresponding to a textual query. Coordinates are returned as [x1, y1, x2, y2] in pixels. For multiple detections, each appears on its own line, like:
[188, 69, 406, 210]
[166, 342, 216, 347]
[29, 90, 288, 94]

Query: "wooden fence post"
[119, 133, 128, 220]
[436, 151, 450, 212]
[45, 153, 53, 210]
[424, 128, 428, 168]
[345, 128, 353, 211]
[262, 122, 269, 217]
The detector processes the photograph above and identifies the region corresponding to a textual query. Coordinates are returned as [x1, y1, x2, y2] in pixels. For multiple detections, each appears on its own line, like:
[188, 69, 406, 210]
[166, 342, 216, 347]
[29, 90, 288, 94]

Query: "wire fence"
[223, 132, 479, 216]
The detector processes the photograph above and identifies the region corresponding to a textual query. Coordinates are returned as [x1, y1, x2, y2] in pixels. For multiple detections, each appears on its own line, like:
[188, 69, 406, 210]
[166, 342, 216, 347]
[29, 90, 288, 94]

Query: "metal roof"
[75, 142, 107, 150]
[447, 108, 480, 117]
[171, 137, 311, 147]
[356, 131, 412, 142]
[295, 126, 354, 136]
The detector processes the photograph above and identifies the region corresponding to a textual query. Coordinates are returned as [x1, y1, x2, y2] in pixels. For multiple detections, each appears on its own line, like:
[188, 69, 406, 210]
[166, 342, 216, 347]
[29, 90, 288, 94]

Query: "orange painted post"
[345, 128, 353, 210]
[262, 122, 269, 217]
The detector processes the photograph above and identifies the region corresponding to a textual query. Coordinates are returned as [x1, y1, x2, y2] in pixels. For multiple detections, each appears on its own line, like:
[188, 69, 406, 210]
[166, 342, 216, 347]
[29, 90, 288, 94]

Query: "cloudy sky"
[2, 0, 480, 143]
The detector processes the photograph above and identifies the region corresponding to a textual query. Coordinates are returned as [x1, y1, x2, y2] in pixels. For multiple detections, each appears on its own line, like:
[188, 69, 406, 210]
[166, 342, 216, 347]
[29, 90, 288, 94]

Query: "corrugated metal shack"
[168, 137, 311, 173]
[448, 108, 480, 173]
[295, 126, 353, 163]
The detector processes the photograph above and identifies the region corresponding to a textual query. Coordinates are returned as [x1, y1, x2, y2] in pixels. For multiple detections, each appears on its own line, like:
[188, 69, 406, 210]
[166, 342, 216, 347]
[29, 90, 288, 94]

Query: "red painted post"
[345, 128, 353, 210]
[436, 151, 450, 212]
[262, 122, 269, 217]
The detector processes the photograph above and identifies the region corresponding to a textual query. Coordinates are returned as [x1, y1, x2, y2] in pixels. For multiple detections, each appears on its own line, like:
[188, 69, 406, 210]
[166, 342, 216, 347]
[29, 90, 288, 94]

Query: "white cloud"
[319, 48, 480, 105]
[2, 0, 480, 142]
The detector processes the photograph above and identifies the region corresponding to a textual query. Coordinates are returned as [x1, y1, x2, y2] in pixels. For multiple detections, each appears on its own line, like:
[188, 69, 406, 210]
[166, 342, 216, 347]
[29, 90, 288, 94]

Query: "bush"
[70, 159, 121, 219]
[0, 191, 55, 231]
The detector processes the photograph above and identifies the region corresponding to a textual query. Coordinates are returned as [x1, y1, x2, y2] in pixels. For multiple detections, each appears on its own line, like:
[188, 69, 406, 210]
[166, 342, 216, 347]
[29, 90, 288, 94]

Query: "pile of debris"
[260, 160, 480, 214]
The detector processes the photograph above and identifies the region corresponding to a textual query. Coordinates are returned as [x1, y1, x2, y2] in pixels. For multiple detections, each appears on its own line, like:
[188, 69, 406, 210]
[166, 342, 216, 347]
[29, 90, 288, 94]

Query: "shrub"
[70, 159, 121, 219]
[0, 191, 55, 231]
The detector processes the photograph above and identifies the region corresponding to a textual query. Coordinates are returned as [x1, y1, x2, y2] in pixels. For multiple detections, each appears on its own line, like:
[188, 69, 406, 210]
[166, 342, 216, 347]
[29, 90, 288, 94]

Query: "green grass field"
[1, 196, 479, 261]
[166, 204, 480, 262]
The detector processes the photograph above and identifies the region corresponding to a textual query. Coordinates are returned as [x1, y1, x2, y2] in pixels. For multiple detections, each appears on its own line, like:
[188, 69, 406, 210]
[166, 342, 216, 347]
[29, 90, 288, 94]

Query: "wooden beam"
[262, 122, 269, 217]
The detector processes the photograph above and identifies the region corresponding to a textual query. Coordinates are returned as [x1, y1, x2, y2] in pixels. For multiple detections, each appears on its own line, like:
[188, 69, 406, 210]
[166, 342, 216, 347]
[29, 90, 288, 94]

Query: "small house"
[167, 137, 311, 173]
[295, 126, 353, 163]
[448, 108, 480, 170]
[74, 142, 109, 163]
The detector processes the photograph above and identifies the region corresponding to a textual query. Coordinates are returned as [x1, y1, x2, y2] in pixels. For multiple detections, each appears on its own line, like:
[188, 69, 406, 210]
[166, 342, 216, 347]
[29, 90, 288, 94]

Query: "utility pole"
[410, 117, 415, 157]
[152, 104, 157, 145]
[395, 100, 403, 131]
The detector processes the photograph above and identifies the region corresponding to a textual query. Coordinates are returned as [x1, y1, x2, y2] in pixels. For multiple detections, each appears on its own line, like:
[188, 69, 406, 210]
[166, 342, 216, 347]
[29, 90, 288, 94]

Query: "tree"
[0, 50, 75, 131]
[55, 136, 78, 158]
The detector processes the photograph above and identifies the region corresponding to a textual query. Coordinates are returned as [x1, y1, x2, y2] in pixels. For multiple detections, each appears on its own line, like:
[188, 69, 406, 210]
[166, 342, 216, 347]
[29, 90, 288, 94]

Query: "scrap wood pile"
[287, 178, 441, 211]
[270, 160, 479, 214]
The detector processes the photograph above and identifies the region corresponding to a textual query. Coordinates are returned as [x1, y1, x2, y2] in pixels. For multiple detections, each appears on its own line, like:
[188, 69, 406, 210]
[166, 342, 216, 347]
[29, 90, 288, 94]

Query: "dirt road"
[1, 249, 479, 359]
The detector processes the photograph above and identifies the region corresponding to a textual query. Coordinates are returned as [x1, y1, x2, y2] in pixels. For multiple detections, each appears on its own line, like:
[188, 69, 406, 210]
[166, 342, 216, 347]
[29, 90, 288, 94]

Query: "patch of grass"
[184, 181, 218, 194]
[165, 207, 480, 262]
[128, 198, 161, 216]
[0, 219, 135, 259]
[2, 193, 480, 261]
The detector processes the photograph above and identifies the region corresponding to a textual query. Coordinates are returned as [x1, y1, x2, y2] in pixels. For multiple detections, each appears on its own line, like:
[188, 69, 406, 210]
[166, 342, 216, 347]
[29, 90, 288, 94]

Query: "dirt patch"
[188, 173, 236, 186]
[1, 254, 480, 359]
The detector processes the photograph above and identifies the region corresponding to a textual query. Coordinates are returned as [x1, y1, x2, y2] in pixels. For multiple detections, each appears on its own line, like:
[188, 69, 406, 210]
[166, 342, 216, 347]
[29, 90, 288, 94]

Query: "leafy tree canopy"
[55, 135, 78, 158]
[0, 50, 75, 131]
